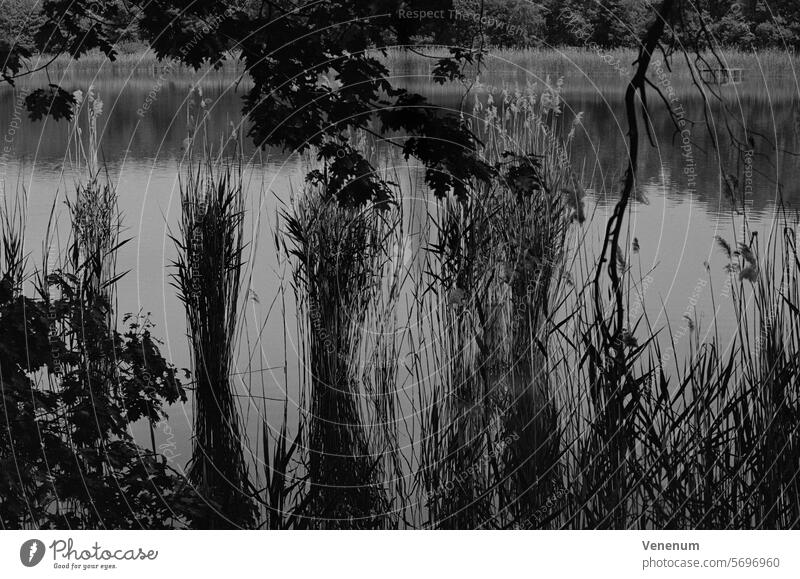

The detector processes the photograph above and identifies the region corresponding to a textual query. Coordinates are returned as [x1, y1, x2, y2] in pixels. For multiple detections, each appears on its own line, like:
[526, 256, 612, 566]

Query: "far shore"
[6, 45, 795, 104]
[26, 43, 799, 77]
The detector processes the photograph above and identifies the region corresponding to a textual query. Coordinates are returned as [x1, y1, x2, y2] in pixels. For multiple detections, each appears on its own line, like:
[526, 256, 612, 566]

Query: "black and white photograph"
[0, 0, 799, 575]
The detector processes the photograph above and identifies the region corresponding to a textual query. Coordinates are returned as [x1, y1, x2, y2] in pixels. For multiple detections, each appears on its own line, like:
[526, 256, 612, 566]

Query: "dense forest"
[2, 0, 800, 52]
[447, 0, 800, 49]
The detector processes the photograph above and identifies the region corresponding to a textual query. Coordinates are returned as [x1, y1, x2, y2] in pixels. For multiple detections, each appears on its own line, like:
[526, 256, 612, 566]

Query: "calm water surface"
[2, 56, 798, 463]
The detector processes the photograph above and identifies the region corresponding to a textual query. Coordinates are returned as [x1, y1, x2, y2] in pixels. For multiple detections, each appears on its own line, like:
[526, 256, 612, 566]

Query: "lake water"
[2, 54, 798, 466]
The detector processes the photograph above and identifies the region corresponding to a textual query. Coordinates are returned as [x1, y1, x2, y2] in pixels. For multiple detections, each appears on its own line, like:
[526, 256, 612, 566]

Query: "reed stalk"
[283, 185, 391, 528]
[172, 162, 256, 528]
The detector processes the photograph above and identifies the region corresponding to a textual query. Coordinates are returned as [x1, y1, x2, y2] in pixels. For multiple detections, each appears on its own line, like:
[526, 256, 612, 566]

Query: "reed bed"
[34, 45, 245, 72]
[281, 182, 401, 529]
[256, 74, 800, 530]
[7, 56, 800, 530]
[33, 45, 799, 79]
[545, 181, 800, 529]
[382, 46, 799, 78]
[166, 74, 800, 529]
[404, 78, 581, 528]
[172, 162, 257, 529]
[0, 87, 203, 528]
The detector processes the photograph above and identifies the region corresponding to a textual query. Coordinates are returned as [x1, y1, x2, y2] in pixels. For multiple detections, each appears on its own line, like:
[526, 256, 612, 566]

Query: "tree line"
[440, 0, 800, 50]
[2, 1, 799, 54]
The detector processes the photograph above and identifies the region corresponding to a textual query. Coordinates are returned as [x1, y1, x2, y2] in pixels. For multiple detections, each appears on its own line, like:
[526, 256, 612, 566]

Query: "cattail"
[723, 173, 739, 203]
[715, 235, 732, 259]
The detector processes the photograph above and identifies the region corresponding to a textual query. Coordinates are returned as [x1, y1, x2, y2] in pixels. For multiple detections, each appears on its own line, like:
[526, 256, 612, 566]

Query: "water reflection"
[0, 62, 796, 464]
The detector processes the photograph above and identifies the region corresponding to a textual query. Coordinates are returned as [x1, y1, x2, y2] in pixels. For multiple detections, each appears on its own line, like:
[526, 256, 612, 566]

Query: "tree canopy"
[8, 0, 499, 207]
[0, 0, 789, 207]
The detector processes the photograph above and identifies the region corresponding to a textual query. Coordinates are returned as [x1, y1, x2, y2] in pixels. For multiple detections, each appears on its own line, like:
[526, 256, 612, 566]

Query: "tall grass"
[407, 78, 580, 528]
[395, 75, 800, 529]
[282, 185, 397, 528]
[0, 87, 204, 529]
[545, 185, 800, 529]
[23, 66, 794, 530]
[382, 46, 798, 78]
[170, 71, 800, 530]
[34, 44, 245, 72]
[172, 162, 256, 528]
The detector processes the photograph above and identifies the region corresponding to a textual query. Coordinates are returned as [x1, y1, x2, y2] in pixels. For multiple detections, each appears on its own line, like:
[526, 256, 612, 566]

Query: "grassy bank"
[30, 42, 245, 72]
[384, 45, 800, 77]
[21, 45, 797, 111]
[28, 44, 800, 79]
